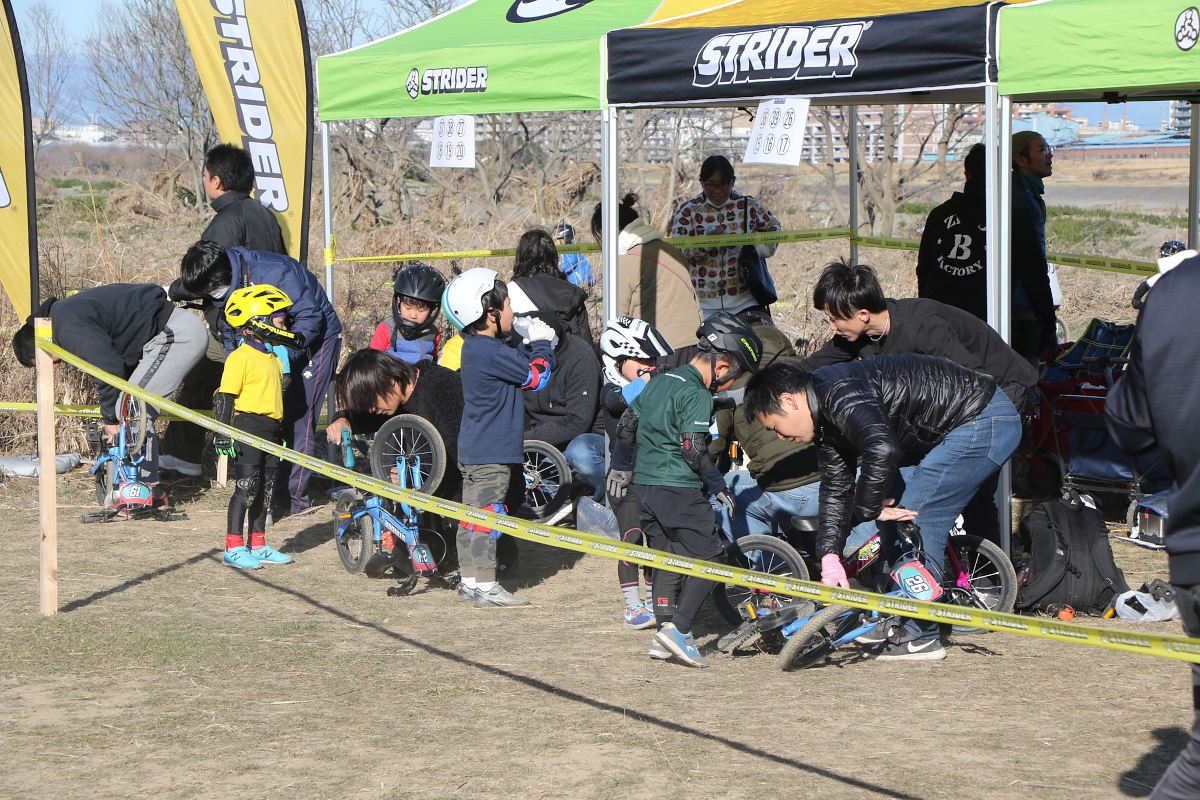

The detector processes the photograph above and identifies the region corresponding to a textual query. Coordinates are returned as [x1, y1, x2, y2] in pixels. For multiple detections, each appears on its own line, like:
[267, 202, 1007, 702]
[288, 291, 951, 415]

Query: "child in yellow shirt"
[215, 285, 301, 570]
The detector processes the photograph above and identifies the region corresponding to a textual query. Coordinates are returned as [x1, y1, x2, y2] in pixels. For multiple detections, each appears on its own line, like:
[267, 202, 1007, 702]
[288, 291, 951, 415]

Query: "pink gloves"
[820, 553, 849, 588]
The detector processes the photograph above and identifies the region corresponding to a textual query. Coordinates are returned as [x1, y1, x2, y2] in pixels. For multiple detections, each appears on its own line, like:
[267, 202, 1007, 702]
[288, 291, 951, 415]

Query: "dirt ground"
[0, 469, 1191, 800]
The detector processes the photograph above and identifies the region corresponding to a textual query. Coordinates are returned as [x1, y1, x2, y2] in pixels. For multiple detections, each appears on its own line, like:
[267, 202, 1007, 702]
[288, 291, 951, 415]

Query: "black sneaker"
[874, 637, 946, 662]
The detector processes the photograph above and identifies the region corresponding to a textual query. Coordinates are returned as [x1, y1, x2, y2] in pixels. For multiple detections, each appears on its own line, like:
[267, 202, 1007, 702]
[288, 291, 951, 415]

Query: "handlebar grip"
[341, 428, 355, 469]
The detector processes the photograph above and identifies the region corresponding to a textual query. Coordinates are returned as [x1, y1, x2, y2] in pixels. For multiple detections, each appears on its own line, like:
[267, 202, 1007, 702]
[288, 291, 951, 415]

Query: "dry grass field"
[0, 149, 1192, 798]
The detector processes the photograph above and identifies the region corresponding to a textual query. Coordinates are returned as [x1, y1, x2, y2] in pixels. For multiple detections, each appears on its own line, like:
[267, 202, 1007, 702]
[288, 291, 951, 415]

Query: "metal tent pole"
[601, 107, 619, 323]
[848, 106, 859, 264]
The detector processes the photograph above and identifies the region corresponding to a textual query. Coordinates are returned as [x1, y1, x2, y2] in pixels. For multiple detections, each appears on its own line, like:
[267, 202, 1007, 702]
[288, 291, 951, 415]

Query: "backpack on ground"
[1016, 491, 1130, 615]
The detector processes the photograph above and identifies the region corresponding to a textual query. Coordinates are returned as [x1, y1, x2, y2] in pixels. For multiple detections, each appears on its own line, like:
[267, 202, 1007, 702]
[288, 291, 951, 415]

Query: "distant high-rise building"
[1170, 100, 1192, 133]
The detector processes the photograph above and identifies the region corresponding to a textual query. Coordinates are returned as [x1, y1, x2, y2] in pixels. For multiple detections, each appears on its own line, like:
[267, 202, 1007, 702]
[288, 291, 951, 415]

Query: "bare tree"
[83, 0, 215, 202]
[815, 104, 979, 237]
[378, 0, 458, 28]
[22, 0, 76, 157]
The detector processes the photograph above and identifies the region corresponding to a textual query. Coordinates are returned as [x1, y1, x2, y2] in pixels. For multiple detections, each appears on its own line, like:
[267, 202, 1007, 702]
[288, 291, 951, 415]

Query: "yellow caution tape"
[33, 336, 1200, 664]
[333, 229, 1153, 278]
[1048, 252, 1157, 278]
[336, 228, 854, 264]
[854, 236, 920, 252]
[853, 235, 1156, 277]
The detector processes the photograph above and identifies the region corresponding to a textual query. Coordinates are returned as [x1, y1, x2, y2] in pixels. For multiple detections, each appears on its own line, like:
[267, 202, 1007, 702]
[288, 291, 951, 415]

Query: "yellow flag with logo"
[175, 0, 312, 264]
[0, 0, 37, 317]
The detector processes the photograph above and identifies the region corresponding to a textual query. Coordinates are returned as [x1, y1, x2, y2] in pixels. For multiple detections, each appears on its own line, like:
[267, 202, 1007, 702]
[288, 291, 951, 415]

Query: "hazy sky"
[8, 0, 1173, 131]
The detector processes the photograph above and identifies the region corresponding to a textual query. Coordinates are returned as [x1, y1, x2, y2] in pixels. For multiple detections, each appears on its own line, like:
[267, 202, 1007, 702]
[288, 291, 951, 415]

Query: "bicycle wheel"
[94, 460, 115, 507]
[334, 491, 380, 574]
[517, 440, 571, 521]
[369, 414, 446, 495]
[712, 534, 810, 626]
[942, 534, 1018, 633]
[778, 603, 862, 671]
[117, 391, 148, 456]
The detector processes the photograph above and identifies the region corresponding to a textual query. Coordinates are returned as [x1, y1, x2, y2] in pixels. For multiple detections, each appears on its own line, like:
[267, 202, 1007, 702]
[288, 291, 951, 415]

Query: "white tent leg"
[1190, 103, 1199, 249]
[986, 86, 1013, 555]
[848, 105, 859, 263]
[601, 107, 619, 324]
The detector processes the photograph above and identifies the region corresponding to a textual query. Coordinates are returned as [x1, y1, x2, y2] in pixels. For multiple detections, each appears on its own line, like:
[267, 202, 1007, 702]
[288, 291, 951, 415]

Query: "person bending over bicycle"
[606, 312, 762, 667]
[743, 355, 1022, 662]
[12, 283, 207, 496]
[214, 285, 298, 570]
[709, 322, 878, 554]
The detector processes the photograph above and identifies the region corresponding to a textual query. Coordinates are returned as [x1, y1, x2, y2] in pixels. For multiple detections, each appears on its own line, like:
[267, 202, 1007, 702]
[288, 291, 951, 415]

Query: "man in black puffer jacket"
[744, 354, 1023, 662]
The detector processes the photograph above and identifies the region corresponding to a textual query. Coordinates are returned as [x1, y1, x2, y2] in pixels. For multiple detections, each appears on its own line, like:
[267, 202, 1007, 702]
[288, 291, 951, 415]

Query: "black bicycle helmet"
[392, 264, 446, 340]
[553, 223, 575, 244]
[696, 311, 763, 385]
[1160, 240, 1188, 258]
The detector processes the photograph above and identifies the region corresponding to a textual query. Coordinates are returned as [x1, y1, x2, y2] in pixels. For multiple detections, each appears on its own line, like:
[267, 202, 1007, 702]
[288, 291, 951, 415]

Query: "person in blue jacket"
[180, 240, 343, 516]
[553, 224, 592, 288]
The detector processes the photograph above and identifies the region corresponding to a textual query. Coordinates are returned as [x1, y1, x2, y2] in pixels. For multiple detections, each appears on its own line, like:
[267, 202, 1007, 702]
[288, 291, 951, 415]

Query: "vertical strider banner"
[175, 0, 313, 264]
[0, 0, 37, 317]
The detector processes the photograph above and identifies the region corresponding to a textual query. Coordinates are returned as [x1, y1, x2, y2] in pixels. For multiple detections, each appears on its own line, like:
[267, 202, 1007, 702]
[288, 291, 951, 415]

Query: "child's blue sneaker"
[250, 545, 293, 565]
[653, 623, 709, 668]
[224, 546, 262, 570]
[623, 604, 656, 631]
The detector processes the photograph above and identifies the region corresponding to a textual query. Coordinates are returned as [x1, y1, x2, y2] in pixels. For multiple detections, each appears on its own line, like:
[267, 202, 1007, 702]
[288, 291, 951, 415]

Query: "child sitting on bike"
[606, 312, 762, 667]
[369, 264, 445, 364]
[214, 285, 299, 570]
[743, 355, 1022, 661]
[441, 268, 556, 608]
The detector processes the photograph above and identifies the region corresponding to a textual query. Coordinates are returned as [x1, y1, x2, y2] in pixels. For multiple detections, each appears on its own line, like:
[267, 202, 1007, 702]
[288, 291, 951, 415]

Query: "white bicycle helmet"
[599, 316, 673, 386]
[441, 267, 499, 331]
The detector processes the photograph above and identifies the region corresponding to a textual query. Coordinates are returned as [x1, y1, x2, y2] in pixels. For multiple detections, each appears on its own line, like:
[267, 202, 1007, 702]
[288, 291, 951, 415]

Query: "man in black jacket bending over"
[744, 356, 1022, 661]
[800, 260, 1037, 546]
[1107, 255, 1200, 800]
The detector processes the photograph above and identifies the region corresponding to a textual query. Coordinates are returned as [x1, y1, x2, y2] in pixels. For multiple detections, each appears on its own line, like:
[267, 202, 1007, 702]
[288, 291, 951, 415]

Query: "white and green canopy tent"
[315, 0, 664, 311]
[998, 0, 1200, 245]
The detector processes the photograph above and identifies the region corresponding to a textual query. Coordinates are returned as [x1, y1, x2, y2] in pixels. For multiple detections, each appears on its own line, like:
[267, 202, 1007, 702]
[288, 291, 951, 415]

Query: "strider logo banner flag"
[175, 0, 313, 264]
[0, 0, 38, 317]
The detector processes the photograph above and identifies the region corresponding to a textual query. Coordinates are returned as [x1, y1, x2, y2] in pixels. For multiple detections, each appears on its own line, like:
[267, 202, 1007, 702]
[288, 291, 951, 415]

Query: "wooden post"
[35, 318, 57, 616]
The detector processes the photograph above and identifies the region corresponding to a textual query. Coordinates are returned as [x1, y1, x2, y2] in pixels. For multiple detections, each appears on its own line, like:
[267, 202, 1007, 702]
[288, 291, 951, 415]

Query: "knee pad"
[460, 503, 508, 539]
[235, 471, 262, 499]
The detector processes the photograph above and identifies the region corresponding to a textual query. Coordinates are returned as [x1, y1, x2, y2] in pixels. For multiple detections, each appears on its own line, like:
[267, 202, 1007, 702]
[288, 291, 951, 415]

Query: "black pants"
[635, 484, 724, 634]
[1150, 583, 1200, 799]
[226, 412, 281, 536]
[610, 488, 651, 593]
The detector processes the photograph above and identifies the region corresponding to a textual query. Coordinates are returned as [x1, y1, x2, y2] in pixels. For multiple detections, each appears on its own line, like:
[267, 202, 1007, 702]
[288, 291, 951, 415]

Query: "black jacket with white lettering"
[917, 185, 987, 320]
[808, 354, 996, 558]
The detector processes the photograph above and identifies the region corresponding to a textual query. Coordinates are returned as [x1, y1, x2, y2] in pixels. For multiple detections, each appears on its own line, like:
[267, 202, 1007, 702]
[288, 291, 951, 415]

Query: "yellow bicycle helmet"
[224, 285, 301, 348]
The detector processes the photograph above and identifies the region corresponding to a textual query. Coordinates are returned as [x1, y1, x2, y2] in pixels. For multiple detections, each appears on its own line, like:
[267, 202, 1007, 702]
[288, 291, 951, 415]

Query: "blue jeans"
[564, 433, 605, 503]
[884, 388, 1022, 639]
[718, 469, 877, 554]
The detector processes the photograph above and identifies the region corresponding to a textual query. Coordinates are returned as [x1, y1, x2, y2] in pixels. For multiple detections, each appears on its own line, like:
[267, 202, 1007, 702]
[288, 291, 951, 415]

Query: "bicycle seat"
[788, 515, 819, 533]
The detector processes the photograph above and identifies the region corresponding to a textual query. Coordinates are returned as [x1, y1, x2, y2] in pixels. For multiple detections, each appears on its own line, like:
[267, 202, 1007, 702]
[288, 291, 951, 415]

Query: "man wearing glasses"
[1010, 130, 1058, 362]
[670, 154, 781, 324]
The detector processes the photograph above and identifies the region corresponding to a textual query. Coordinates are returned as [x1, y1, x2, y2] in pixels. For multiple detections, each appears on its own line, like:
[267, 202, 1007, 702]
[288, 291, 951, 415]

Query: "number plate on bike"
[409, 544, 437, 573]
[890, 557, 943, 602]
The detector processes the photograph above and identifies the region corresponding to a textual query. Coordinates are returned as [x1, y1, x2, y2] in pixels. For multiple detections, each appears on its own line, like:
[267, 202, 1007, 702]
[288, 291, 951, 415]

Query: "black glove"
[713, 488, 736, 515]
[712, 387, 745, 410]
[605, 468, 632, 500]
[213, 433, 239, 459]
